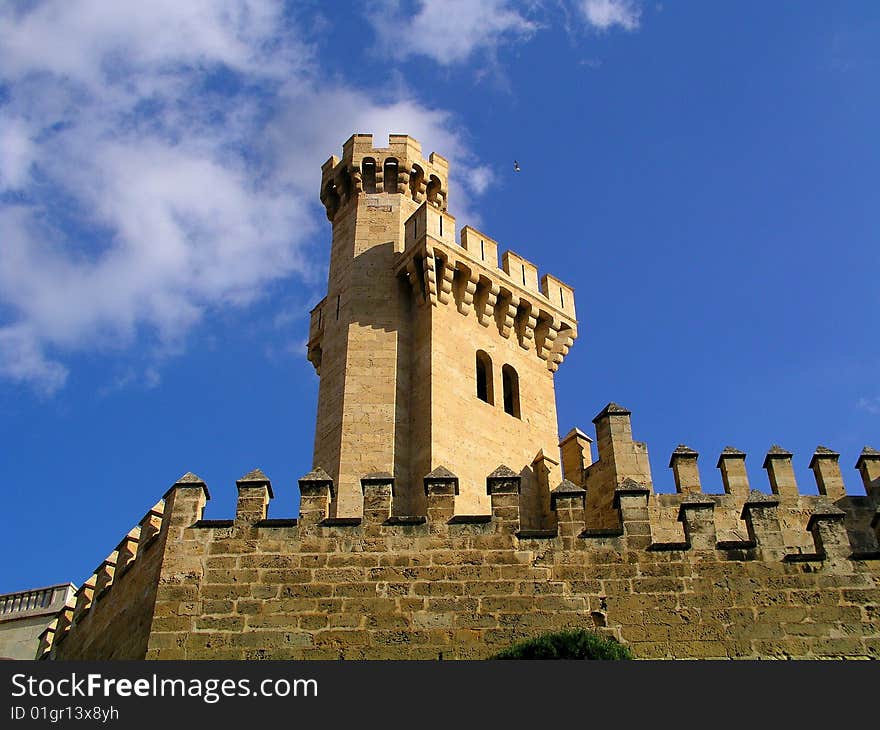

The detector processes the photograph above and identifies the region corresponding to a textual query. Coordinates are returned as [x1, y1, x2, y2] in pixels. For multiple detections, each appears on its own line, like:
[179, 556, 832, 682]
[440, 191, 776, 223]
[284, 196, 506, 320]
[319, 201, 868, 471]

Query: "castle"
[38, 135, 880, 660]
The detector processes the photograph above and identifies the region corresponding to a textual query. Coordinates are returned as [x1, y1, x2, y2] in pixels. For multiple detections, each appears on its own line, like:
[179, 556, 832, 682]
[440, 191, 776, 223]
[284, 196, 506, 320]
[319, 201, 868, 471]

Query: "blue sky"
[1, 1, 877, 594]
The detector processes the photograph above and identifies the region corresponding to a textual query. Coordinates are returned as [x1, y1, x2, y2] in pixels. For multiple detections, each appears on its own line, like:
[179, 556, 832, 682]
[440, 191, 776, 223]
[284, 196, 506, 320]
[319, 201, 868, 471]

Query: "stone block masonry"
[44, 405, 880, 660]
[310, 135, 576, 520]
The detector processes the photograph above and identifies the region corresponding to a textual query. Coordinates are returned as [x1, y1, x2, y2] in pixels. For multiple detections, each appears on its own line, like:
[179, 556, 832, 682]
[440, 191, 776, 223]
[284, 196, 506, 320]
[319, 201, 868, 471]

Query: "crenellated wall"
[44, 499, 167, 660]
[41, 406, 880, 661]
[319, 133, 449, 223]
[395, 203, 577, 373]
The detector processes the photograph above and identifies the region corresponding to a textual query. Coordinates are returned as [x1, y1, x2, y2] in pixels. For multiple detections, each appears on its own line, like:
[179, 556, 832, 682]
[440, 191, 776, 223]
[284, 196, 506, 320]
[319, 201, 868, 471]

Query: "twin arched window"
[359, 159, 440, 201]
[362, 157, 401, 194]
[475, 352, 520, 418]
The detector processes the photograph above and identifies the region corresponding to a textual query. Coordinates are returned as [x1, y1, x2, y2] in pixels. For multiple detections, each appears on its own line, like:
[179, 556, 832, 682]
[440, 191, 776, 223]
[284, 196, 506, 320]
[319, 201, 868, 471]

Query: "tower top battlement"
[394, 202, 577, 372]
[320, 133, 449, 221]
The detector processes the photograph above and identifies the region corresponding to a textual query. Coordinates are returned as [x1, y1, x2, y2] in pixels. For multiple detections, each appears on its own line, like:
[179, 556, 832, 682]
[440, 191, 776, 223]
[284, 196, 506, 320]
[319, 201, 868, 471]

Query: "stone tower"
[308, 134, 578, 524]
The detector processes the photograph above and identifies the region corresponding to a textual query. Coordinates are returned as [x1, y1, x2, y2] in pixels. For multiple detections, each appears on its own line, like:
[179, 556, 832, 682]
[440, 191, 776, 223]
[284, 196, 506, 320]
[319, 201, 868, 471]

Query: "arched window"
[426, 175, 441, 205]
[502, 364, 520, 418]
[322, 180, 340, 220]
[336, 169, 352, 201]
[383, 158, 399, 193]
[362, 157, 377, 193]
[476, 351, 493, 405]
[410, 164, 424, 200]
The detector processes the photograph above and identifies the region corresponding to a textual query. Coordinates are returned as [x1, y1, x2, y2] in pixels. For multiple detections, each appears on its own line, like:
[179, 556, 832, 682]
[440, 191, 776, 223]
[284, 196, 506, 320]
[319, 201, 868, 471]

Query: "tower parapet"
[319, 134, 449, 222]
[395, 203, 577, 372]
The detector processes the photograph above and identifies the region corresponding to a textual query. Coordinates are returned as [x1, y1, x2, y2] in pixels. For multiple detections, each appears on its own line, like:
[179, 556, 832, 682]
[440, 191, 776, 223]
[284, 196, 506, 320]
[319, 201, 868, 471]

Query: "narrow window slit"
[502, 364, 521, 418]
[476, 351, 494, 405]
[434, 256, 444, 289]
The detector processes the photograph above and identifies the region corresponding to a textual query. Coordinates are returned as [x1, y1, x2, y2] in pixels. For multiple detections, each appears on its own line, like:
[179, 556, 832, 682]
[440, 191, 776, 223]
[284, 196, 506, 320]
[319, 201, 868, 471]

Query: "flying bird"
[513, 160, 520, 172]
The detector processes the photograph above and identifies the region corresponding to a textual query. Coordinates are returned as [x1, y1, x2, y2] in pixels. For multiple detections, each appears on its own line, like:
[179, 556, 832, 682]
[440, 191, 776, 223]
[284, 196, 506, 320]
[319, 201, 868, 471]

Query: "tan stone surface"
[126, 459, 880, 660]
[46, 134, 880, 662]
[51, 496, 169, 660]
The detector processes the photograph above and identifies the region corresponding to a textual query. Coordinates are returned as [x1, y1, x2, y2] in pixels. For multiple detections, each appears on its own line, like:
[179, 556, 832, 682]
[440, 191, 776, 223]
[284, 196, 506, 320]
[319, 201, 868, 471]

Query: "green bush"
[489, 629, 634, 660]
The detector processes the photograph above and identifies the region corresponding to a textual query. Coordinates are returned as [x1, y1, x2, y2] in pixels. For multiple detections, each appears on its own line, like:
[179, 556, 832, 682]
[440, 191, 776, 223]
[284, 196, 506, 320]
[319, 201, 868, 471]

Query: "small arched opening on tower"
[383, 158, 399, 193]
[362, 157, 377, 193]
[502, 364, 521, 418]
[475, 350, 494, 405]
[322, 180, 340, 220]
[426, 175, 442, 206]
[410, 164, 424, 201]
[336, 168, 353, 201]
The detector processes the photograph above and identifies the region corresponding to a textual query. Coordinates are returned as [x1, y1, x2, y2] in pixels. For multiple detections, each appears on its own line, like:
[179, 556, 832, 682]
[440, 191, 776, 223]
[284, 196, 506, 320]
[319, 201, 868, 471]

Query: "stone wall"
[49, 500, 167, 660]
[43, 408, 880, 661]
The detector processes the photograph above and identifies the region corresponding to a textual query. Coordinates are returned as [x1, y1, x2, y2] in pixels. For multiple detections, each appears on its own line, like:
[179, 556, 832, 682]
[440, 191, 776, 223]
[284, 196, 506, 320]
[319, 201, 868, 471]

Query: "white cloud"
[365, 1, 644, 67]
[857, 397, 880, 415]
[0, 1, 489, 393]
[0, 323, 68, 395]
[0, 118, 35, 190]
[469, 166, 495, 195]
[366, 0, 537, 65]
[265, 83, 491, 223]
[580, 0, 641, 31]
[0, 0, 303, 88]
[144, 368, 162, 389]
